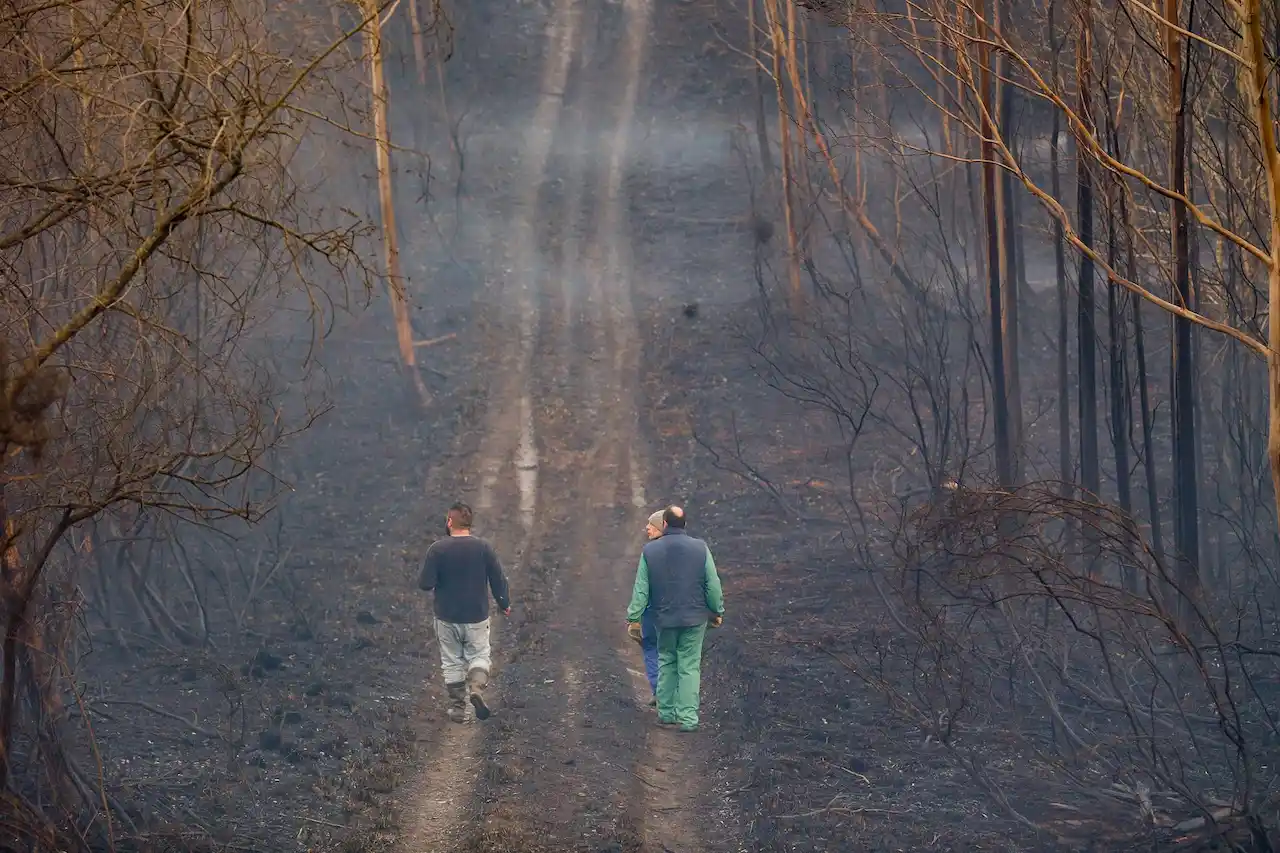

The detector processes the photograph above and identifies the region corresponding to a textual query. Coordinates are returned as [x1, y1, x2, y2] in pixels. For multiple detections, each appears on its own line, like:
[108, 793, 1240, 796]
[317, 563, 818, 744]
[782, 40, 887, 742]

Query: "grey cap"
[647, 510, 665, 529]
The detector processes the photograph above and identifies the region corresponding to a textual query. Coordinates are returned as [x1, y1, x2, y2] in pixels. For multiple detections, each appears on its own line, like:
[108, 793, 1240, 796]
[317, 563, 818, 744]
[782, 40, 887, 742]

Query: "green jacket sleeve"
[625, 554, 650, 622]
[703, 549, 724, 614]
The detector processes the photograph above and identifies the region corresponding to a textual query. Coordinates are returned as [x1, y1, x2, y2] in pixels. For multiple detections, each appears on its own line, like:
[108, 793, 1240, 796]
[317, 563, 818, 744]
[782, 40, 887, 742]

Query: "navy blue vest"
[642, 528, 711, 629]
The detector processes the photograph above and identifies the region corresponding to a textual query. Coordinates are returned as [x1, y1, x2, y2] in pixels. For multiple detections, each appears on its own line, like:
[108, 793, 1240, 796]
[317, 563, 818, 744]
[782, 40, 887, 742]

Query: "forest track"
[570, 0, 721, 845]
[401, 0, 720, 849]
[577, 0, 715, 850]
[399, 0, 580, 845]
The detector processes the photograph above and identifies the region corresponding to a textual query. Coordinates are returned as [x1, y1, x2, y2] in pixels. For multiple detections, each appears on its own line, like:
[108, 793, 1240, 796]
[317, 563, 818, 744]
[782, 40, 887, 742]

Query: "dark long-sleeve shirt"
[418, 534, 510, 624]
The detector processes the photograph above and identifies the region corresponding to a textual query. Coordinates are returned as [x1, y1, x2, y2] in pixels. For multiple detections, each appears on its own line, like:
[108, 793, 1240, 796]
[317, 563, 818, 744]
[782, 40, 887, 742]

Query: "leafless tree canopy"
[711, 0, 1280, 846]
[0, 0, 376, 843]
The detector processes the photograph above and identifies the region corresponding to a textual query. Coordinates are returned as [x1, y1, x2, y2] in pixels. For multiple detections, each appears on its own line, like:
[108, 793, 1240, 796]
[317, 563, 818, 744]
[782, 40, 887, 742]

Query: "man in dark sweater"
[625, 505, 724, 732]
[419, 502, 511, 723]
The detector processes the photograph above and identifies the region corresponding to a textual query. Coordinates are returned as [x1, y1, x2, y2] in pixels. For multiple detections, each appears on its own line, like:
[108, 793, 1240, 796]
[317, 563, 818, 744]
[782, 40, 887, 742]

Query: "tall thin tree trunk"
[1076, 0, 1101, 528]
[968, 138, 986, 304]
[1049, 1, 1072, 505]
[1103, 64, 1135, 590]
[765, 0, 803, 311]
[997, 0, 1023, 482]
[1106, 191, 1135, 590]
[365, 0, 426, 402]
[1221, 111, 1240, 588]
[1105, 61, 1164, 565]
[748, 0, 774, 178]
[1239, 0, 1280, 536]
[1219, 334, 1235, 588]
[979, 0, 1012, 485]
[1046, 56, 1074, 754]
[1166, 0, 1200, 608]
[1188, 125, 1208, 578]
[1127, 218, 1166, 568]
[407, 0, 428, 88]
[787, 5, 816, 280]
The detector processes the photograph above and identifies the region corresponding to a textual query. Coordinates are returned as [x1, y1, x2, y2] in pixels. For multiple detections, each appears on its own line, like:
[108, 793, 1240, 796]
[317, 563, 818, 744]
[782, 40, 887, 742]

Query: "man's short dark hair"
[663, 506, 686, 529]
[448, 502, 474, 530]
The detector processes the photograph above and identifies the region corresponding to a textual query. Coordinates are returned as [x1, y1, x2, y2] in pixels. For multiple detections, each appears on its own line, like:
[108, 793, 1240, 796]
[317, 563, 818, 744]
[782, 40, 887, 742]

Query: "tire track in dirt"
[459, 0, 713, 847]
[444, 0, 683, 846]
[588, 1, 716, 849]
[453, 2, 643, 845]
[409, 0, 724, 847]
[543, 0, 601, 745]
[399, 0, 580, 847]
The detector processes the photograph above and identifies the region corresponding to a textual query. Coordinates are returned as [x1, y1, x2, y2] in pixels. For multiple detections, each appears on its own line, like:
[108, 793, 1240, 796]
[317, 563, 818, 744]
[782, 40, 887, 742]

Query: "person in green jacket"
[625, 505, 724, 732]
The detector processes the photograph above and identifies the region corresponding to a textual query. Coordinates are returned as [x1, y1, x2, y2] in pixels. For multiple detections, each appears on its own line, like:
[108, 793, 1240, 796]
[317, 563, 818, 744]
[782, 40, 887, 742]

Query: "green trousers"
[656, 623, 708, 727]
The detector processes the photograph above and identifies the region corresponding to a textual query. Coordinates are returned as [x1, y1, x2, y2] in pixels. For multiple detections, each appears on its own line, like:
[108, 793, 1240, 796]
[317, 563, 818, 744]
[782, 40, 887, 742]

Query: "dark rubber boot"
[445, 681, 468, 723]
[467, 667, 491, 720]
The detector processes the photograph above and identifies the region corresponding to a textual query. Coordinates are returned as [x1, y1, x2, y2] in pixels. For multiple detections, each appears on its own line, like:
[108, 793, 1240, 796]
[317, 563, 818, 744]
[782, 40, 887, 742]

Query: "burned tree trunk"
[1166, 0, 1200, 608]
[364, 0, 428, 404]
[1238, 0, 1280, 540]
[1075, 0, 1101, 528]
[1102, 70, 1135, 591]
[979, 0, 1013, 486]
[997, 0, 1023, 482]
[748, 0, 775, 178]
[1127, 223, 1166, 569]
[1049, 0, 1073, 509]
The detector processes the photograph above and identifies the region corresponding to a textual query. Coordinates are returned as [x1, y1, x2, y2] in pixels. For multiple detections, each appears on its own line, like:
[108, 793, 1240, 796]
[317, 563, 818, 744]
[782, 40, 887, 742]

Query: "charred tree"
[1049, 0, 1073, 505]
[1166, 0, 1200, 607]
[997, 0, 1023, 482]
[364, 0, 429, 404]
[1125, 205, 1166, 568]
[1240, 0, 1280, 539]
[1102, 63, 1135, 591]
[748, 0, 775, 178]
[1075, 0, 1101, 531]
[979, 0, 1013, 486]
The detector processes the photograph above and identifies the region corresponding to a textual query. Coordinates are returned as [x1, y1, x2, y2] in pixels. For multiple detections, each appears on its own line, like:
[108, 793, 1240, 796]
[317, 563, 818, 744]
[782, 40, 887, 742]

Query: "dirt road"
[401, 0, 732, 850]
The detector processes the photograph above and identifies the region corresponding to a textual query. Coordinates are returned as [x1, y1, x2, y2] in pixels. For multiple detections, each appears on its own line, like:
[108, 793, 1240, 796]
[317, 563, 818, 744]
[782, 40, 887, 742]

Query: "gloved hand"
[709, 613, 724, 628]
[627, 622, 643, 643]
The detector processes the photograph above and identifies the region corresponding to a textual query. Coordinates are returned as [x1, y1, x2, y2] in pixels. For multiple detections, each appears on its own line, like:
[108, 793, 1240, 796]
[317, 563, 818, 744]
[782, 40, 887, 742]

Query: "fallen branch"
[300, 816, 348, 829]
[95, 700, 220, 738]
[777, 795, 906, 820]
[412, 332, 457, 348]
[599, 758, 666, 791]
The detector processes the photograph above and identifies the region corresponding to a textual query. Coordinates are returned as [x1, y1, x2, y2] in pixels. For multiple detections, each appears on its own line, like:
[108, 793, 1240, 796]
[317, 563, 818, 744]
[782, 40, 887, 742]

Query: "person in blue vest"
[637, 510, 665, 706]
[626, 505, 725, 732]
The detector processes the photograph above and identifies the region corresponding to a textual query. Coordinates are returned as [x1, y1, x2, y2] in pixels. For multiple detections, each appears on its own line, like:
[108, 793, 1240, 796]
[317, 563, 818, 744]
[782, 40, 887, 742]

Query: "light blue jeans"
[436, 619, 491, 683]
